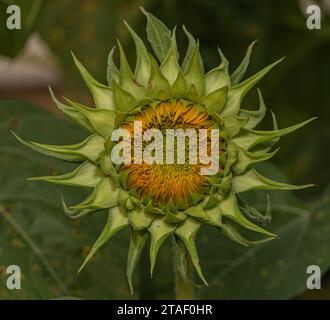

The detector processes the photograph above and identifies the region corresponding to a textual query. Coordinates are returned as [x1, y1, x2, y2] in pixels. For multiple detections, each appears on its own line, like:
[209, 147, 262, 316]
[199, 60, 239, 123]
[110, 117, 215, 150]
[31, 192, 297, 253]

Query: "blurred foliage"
[0, 0, 330, 299]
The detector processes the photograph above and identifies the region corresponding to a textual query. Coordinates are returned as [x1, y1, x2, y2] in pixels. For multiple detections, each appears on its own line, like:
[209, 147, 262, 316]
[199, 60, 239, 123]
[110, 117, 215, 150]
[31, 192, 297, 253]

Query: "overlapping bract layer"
[15, 9, 315, 292]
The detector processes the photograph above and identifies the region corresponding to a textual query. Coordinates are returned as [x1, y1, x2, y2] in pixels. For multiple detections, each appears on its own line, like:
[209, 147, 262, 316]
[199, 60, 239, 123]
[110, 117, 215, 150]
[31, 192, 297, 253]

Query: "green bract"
[14, 8, 315, 293]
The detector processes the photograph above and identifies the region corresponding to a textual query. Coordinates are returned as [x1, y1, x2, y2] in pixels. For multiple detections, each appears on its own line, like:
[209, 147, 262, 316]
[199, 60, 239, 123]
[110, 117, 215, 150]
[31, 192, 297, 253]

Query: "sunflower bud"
[14, 8, 315, 293]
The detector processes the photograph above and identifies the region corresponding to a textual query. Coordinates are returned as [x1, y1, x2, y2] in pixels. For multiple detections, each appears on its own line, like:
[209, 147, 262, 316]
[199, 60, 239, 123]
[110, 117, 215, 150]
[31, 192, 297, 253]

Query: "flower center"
[120, 100, 223, 207]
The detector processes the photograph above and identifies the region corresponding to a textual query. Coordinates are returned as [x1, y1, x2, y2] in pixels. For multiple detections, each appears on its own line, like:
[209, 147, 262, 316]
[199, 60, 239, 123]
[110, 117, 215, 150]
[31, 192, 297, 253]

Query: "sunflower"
[14, 8, 315, 292]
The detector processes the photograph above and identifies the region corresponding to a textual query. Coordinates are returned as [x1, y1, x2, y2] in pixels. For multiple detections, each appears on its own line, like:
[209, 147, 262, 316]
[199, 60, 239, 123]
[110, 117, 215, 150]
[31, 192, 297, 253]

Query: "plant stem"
[173, 238, 195, 300]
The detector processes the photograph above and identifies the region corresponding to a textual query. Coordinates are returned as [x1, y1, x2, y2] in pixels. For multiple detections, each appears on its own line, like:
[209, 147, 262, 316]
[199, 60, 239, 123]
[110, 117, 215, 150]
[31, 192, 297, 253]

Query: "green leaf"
[141, 7, 171, 63]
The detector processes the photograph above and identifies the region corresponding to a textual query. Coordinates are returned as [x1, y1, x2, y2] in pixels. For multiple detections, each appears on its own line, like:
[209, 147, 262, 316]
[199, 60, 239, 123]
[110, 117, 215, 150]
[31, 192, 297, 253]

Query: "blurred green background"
[0, 0, 329, 300]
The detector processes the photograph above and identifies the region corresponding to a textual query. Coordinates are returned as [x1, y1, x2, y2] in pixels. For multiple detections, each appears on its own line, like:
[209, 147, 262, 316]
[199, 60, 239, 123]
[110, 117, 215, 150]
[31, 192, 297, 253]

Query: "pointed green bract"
[72, 178, 123, 210]
[205, 206, 222, 227]
[61, 194, 95, 219]
[49, 86, 94, 133]
[205, 66, 230, 95]
[160, 30, 180, 86]
[232, 146, 280, 174]
[203, 86, 228, 116]
[127, 229, 148, 294]
[170, 71, 187, 98]
[238, 195, 272, 226]
[107, 46, 120, 86]
[148, 55, 170, 99]
[175, 218, 208, 285]
[79, 207, 129, 273]
[232, 168, 314, 193]
[185, 205, 209, 222]
[129, 207, 154, 231]
[233, 117, 317, 150]
[185, 84, 203, 104]
[112, 80, 138, 113]
[182, 25, 197, 73]
[221, 221, 272, 247]
[230, 40, 257, 85]
[117, 40, 146, 100]
[13, 132, 105, 163]
[149, 218, 176, 276]
[217, 47, 229, 70]
[185, 44, 205, 96]
[222, 115, 249, 138]
[124, 21, 151, 87]
[29, 161, 103, 188]
[174, 238, 191, 286]
[239, 89, 267, 129]
[219, 192, 276, 237]
[222, 58, 285, 116]
[72, 52, 115, 110]
[164, 210, 187, 224]
[64, 98, 116, 138]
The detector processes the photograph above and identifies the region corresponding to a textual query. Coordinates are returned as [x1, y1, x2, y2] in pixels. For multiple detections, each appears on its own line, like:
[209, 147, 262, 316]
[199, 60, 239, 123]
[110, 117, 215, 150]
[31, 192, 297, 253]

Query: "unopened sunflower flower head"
[14, 8, 315, 293]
